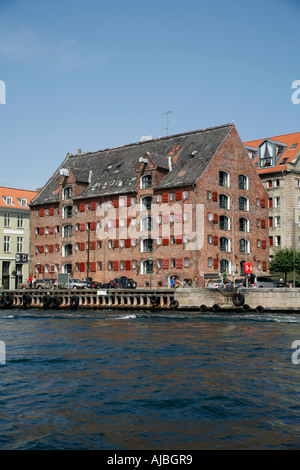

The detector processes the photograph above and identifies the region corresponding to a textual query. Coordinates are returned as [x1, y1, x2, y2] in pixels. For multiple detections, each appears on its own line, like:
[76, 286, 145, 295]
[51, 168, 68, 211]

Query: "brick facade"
[30, 124, 269, 287]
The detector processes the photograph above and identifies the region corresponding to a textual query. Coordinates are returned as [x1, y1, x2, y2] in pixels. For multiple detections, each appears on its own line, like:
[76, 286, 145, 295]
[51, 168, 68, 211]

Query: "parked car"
[101, 276, 137, 289]
[85, 280, 102, 289]
[65, 278, 87, 289]
[234, 279, 245, 288]
[248, 275, 276, 288]
[206, 279, 222, 288]
[19, 279, 51, 289]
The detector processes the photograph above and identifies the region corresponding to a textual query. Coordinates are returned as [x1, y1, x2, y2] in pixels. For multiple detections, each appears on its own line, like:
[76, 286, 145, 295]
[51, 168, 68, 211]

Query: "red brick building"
[30, 123, 269, 287]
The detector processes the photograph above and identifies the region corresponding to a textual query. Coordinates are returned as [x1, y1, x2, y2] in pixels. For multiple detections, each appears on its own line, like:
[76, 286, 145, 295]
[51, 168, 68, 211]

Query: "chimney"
[168, 155, 172, 171]
[77, 149, 82, 155]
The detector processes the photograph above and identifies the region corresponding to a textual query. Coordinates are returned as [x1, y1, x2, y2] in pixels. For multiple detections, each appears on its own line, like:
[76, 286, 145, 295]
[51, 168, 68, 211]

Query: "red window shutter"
[162, 238, 169, 246]
[126, 197, 131, 207]
[269, 217, 273, 228]
[90, 262, 96, 272]
[90, 201, 96, 211]
[49, 226, 54, 234]
[125, 260, 131, 270]
[126, 218, 131, 227]
[114, 240, 119, 248]
[162, 259, 169, 269]
[213, 213, 218, 224]
[113, 219, 119, 228]
[49, 245, 54, 253]
[262, 261, 267, 271]
[49, 264, 54, 273]
[175, 237, 183, 244]
[39, 227, 44, 235]
[112, 198, 119, 208]
[90, 241, 96, 250]
[212, 192, 218, 201]
[261, 219, 266, 228]
[80, 223, 85, 231]
[113, 261, 119, 271]
[90, 222, 96, 231]
[80, 242, 85, 251]
[80, 203, 85, 212]
[125, 239, 131, 248]
[213, 235, 218, 245]
[268, 180, 272, 188]
[79, 262, 85, 272]
[261, 199, 266, 208]
[39, 264, 44, 273]
[175, 258, 183, 268]
[175, 191, 182, 201]
[39, 245, 44, 253]
[269, 236, 273, 247]
[162, 214, 169, 224]
[262, 240, 267, 249]
[49, 207, 54, 216]
[162, 193, 168, 203]
[213, 258, 219, 269]
[39, 209, 44, 217]
[269, 198, 273, 208]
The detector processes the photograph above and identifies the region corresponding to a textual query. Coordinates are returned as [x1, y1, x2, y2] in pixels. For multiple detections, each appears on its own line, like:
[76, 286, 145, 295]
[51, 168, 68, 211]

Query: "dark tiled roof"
[30, 123, 233, 206]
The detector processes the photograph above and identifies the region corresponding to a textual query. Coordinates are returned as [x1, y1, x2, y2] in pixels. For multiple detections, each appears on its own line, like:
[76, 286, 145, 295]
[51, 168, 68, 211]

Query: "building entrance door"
[2, 261, 10, 289]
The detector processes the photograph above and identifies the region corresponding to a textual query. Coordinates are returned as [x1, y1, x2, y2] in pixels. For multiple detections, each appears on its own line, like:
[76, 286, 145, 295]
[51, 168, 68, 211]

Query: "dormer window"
[62, 187, 72, 200]
[3, 196, 13, 205]
[258, 140, 287, 169]
[141, 174, 152, 189]
[17, 198, 27, 207]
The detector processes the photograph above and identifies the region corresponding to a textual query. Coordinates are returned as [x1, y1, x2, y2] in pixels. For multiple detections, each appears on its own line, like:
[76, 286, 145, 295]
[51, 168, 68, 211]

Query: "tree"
[268, 248, 295, 284]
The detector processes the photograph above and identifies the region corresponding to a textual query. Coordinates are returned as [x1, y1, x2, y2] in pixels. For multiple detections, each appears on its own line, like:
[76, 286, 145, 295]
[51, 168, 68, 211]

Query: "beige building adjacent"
[244, 131, 300, 258]
[0, 187, 38, 289]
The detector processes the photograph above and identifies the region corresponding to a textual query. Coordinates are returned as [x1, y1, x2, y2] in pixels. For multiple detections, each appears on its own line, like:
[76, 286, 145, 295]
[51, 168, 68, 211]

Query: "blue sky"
[0, 0, 299, 191]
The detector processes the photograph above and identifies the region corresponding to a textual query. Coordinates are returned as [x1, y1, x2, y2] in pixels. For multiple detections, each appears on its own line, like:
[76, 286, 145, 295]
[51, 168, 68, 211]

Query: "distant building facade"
[0, 187, 38, 289]
[244, 131, 300, 257]
[30, 123, 269, 287]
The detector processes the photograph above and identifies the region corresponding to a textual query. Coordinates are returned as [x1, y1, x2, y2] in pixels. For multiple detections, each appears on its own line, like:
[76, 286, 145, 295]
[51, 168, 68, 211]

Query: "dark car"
[101, 276, 137, 289]
[86, 280, 102, 289]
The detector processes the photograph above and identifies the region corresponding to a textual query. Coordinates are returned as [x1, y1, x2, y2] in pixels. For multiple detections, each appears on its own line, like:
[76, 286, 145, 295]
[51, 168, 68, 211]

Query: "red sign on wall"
[244, 262, 253, 274]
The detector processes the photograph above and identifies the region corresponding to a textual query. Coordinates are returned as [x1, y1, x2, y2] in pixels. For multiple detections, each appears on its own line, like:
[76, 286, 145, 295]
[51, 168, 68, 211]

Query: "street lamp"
[149, 256, 153, 289]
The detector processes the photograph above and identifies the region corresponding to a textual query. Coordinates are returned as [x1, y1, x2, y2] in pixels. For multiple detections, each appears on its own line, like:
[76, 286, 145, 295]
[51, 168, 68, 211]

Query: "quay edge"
[0, 288, 300, 312]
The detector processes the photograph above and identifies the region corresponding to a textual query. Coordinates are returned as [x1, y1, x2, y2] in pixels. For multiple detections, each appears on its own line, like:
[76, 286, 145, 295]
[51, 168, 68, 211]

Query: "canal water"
[0, 308, 300, 450]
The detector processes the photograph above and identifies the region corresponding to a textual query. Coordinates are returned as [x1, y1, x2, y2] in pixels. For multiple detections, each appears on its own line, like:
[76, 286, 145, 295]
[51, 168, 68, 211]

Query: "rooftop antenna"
[161, 110, 172, 136]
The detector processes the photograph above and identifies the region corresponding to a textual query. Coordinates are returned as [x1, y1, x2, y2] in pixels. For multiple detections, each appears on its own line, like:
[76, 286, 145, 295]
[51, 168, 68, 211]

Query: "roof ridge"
[68, 123, 233, 158]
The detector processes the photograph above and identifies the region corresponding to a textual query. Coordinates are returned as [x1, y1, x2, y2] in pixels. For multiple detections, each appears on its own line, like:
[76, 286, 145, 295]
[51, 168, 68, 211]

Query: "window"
[274, 179, 280, 187]
[275, 236, 281, 247]
[219, 171, 229, 187]
[141, 196, 152, 211]
[184, 258, 190, 267]
[239, 197, 249, 211]
[259, 141, 275, 168]
[4, 213, 10, 227]
[220, 237, 230, 252]
[62, 225, 72, 238]
[220, 259, 230, 274]
[208, 235, 213, 244]
[208, 258, 212, 267]
[63, 244, 73, 257]
[63, 205, 72, 219]
[157, 195, 162, 203]
[275, 216, 281, 228]
[62, 187, 72, 200]
[239, 238, 250, 254]
[141, 174, 152, 189]
[141, 217, 152, 231]
[4, 236, 10, 252]
[219, 194, 229, 209]
[239, 217, 249, 232]
[183, 191, 189, 199]
[274, 197, 280, 208]
[141, 238, 153, 253]
[141, 259, 153, 274]
[220, 215, 230, 230]
[257, 239, 261, 248]
[17, 237, 23, 253]
[17, 214, 24, 228]
[239, 174, 249, 190]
